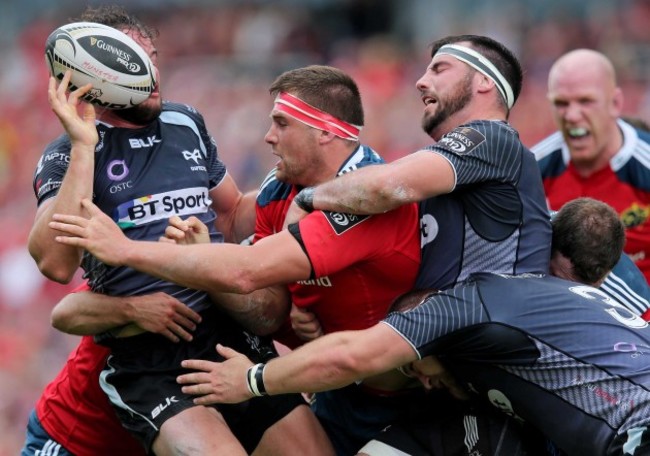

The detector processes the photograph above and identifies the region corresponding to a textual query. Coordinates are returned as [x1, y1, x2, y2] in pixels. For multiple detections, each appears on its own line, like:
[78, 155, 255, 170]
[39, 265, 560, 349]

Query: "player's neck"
[431, 104, 506, 141]
[573, 125, 623, 178]
[314, 142, 362, 185]
[98, 110, 147, 129]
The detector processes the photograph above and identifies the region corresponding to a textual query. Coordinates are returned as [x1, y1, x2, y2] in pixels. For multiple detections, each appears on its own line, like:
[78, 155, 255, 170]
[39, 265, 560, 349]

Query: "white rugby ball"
[45, 22, 156, 109]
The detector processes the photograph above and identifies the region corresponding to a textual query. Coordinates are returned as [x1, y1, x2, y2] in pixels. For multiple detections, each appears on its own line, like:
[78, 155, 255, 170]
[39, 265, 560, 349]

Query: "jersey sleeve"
[205, 134, 227, 190]
[253, 169, 289, 244]
[427, 121, 523, 188]
[292, 205, 417, 277]
[254, 200, 276, 243]
[33, 134, 72, 206]
[600, 254, 650, 316]
[71, 281, 91, 293]
[382, 282, 487, 358]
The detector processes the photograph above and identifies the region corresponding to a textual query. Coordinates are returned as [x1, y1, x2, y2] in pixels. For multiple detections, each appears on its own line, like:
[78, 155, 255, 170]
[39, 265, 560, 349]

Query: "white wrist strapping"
[246, 363, 267, 397]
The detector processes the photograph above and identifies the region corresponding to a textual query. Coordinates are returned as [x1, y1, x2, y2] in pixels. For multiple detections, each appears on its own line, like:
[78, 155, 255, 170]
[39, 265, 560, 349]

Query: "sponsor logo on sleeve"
[114, 187, 211, 228]
[36, 178, 63, 198]
[36, 151, 70, 175]
[323, 211, 369, 235]
[439, 127, 486, 155]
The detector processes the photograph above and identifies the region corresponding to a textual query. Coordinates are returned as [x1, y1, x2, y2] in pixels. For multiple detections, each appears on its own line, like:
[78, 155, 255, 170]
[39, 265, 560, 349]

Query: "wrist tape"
[294, 187, 315, 213]
[246, 363, 268, 397]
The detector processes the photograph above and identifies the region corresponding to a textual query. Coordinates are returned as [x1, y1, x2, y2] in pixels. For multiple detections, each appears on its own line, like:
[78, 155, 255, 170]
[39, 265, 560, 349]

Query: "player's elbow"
[28, 239, 78, 283]
[33, 255, 76, 284]
[215, 266, 263, 295]
[248, 302, 287, 336]
[50, 305, 78, 334]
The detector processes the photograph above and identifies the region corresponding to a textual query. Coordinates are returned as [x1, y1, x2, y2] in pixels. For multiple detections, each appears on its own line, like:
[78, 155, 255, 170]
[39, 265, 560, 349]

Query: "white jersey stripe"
[600, 272, 649, 315]
[36, 439, 61, 456]
[99, 356, 159, 431]
[463, 414, 480, 452]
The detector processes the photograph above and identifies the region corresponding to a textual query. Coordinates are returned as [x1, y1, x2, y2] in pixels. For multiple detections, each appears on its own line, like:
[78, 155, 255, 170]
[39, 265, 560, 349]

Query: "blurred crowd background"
[1, 0, 650, 452]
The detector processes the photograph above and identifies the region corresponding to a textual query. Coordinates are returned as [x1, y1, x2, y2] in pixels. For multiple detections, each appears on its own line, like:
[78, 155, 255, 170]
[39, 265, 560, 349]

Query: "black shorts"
[312, 383, 428, 456]
[360, 391, 548, 456]
[99, 305, 306, 452]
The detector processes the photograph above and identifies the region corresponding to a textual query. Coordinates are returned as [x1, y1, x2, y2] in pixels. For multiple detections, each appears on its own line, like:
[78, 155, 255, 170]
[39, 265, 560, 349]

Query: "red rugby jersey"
[534, 121, 650, 283]
[35, 285, 145, 456]
[255, 146, 420, 348]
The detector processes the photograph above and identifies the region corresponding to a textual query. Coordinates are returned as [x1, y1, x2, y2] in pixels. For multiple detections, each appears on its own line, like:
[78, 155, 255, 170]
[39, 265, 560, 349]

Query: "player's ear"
[611, 87, 624, 117]
[318, 129, 337, 145]
[475, 72, 494, 96]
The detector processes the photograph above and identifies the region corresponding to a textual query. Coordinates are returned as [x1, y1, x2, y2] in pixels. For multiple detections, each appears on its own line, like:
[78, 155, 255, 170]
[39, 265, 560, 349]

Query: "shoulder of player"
[454, 119, 516, 135]
[358, 144, 385, 164]
[428, 120, 523, 159]
[615, 139, 650, 186]
[313, 202, 417, 237]
[43, 133, 72, 154]
[336, 144, 385, 176]
[588, 121, 650, 177]
[159, 101, 207, 125]
[256, 169, 293, 207]
[530, 131, 564, 159]
[440, 120, 508, 144]
[636, 128, 650, 144]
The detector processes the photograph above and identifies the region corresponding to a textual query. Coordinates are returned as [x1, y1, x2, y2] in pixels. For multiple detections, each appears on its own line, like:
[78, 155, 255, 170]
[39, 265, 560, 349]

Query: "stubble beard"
[421, 74, 473, 138]
[115, 99, 163, 125]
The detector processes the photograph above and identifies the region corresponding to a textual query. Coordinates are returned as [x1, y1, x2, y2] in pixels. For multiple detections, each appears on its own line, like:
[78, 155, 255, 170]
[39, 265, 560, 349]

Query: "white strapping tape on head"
[436, 44, 515, 109]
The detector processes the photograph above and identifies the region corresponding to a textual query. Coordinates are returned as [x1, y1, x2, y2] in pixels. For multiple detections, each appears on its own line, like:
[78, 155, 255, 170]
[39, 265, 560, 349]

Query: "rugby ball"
[45, 22, 155, 109]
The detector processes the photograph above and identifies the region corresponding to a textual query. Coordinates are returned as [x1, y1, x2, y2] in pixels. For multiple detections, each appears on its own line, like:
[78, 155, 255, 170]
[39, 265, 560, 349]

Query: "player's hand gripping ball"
[45, 22, 156, 109]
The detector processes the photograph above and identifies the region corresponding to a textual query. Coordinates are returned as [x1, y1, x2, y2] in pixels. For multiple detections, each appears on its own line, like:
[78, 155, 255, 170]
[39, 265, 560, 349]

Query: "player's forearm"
[29, 152, 95, 282]
[211, 174, 257, 244]
[123, 241, 258, 294]
[225, 190, 257, 244]
[307, 165, 408, 215]
[301, 151, 453, 215]
[262, 332, 357, 393]
[51, 291, 135, 335]
[261, 325, 416, 395]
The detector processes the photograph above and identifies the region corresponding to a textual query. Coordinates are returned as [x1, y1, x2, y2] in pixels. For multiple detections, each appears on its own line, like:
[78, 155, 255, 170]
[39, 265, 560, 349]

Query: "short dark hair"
[74, 5, 158, 42]
[389, 288, 439, 313]
[552, 198, 625, 284]
[269, 65, 364, 127]
[429, 34, 523, 112]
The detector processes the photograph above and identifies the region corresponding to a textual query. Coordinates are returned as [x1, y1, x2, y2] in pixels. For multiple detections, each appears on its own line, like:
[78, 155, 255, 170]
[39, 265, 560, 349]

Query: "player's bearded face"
[115, 98, 162, 125]
[422, 72, 473, 137]
[114, 32, 163, 125]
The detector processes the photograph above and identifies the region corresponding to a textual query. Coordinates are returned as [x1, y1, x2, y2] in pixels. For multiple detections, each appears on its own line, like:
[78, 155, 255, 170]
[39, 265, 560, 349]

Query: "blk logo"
[151, 396, 179, 419]
[129, 135, 161, 149]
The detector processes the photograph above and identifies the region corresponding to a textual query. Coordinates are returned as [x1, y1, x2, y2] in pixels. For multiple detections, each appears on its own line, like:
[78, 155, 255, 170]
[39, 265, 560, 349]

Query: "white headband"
[436, 44, 515, 109]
